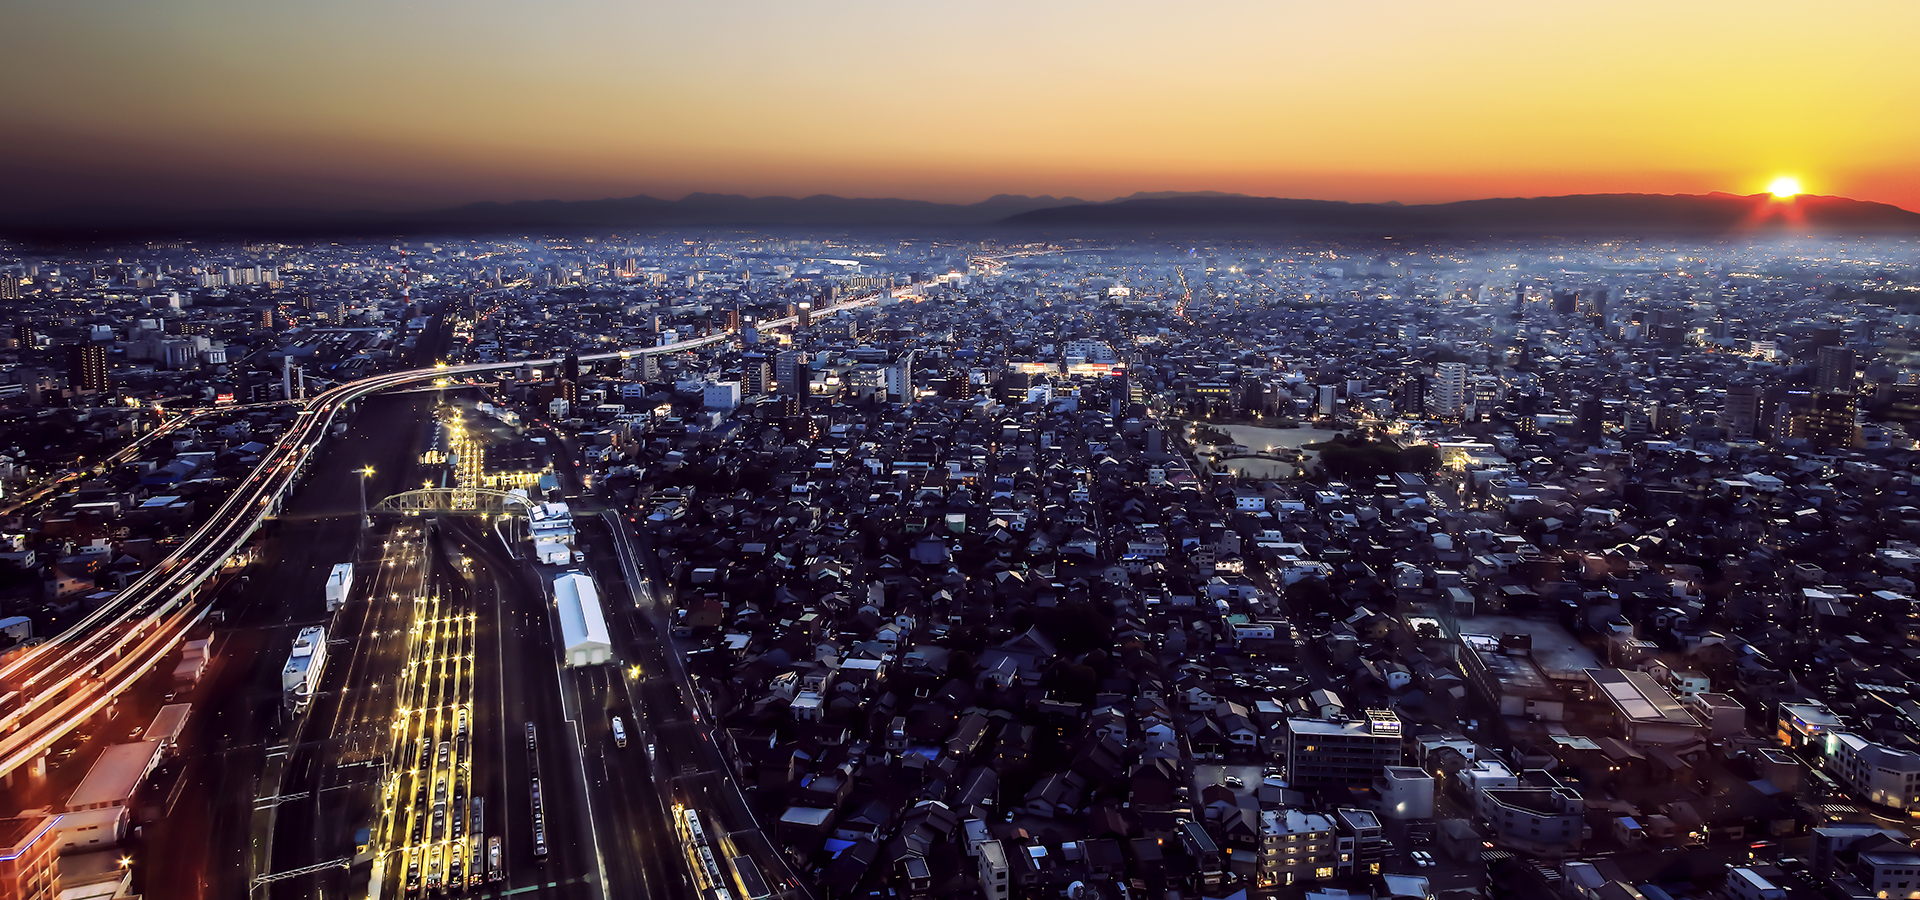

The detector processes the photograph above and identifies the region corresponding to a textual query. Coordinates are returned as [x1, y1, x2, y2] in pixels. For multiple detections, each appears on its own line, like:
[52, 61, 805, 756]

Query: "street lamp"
[359, 466, 376, 530]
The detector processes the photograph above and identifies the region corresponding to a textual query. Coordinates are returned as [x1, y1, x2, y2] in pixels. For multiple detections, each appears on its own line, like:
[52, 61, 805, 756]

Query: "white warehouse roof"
[67, 741, 163, 811]
[553, 572, 612, 667]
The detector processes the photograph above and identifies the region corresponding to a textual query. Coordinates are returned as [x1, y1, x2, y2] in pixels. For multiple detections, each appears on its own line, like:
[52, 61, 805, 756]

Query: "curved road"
[0, 292, 883, 780]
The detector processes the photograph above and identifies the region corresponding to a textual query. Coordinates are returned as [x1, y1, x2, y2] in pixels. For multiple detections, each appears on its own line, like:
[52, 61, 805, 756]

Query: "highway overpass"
[0, 291, 883, 780]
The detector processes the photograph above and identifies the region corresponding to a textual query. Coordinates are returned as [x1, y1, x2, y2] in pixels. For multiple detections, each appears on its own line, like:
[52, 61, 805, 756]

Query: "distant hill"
[425, 192, 1091, 229]
[999, 192, 1920, 234]
[7, 189, 1917, 240]
[0, 192, 1094, 240]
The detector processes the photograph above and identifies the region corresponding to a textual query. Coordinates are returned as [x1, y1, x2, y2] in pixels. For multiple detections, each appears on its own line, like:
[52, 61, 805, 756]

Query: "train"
[281, 625, 327, 711]
[528, 722, 548, 862]
[676, 805, 734, 900]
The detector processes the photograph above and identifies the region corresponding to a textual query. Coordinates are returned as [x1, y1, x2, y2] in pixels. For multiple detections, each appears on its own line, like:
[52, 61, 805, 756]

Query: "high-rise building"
[1816, 345, 1855, 395]
[775, 350, 809, 396]
[68, 343, 108, 394]
[888, 349, 916, 404]
[777, 391, 804, 421]
[12, 322, 35, 349]
[740, 353, 771, 396]
[1789, 392, 1858, 449]
[1577, 396, 1605, 445]
[1431, 362, 1468, 418]
[1648, 402, 1682, 436]
[0, 273, 20, 300]
[1724, 383, 1761, 439]
[1397, 373, 1426, 416]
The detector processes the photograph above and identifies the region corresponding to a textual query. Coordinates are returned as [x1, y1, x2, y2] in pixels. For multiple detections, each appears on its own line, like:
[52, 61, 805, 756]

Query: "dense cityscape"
[0, 231, 1919, 900]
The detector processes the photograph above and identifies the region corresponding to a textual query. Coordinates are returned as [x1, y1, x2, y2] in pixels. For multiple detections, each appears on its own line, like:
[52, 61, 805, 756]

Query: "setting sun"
[1769, 176, 1803, 198]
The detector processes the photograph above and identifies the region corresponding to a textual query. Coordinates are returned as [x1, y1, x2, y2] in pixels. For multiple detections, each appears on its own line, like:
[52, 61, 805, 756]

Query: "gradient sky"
[4, 0, 1919, 214]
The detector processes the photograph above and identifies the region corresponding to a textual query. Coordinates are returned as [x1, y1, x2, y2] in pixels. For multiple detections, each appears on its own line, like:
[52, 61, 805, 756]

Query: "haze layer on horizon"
[5, 0, 1918, 217]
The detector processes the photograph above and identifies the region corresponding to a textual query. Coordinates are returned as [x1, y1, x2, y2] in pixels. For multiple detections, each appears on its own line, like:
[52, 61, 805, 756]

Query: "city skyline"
[10, 1, 1920, 896]
[4, 1, 1919, 217]
[6, 227, 1920, 900]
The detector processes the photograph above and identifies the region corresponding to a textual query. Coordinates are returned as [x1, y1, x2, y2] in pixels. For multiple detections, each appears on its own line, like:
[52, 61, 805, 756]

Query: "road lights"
[358, 465, 376, 530]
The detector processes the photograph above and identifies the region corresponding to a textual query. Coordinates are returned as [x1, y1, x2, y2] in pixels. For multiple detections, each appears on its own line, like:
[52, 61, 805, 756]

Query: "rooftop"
[1458, 615, 1599, 680]
[1587, 667, 1700, 727]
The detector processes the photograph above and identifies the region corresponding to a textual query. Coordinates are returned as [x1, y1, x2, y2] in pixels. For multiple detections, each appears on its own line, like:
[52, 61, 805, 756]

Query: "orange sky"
[4, 1, 1918, 214]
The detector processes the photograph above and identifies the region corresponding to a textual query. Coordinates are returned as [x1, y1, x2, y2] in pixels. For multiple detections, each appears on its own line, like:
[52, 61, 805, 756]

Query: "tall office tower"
[0, 273, 19, 300]
[894, 350, 919, 403]
[797, 301, 812, 329]
[1723, 383, 1761, 439]
[741, 353, 771, 396]
[1577, 396, 1605, 445]
[13, 322, 35, 349]
[887, 356, 914, 404]
[1398, 373, 1427, 416]
[727, 307, 741, 331]
[1432, 362, 1468, 418]
[69, 343, 109, 393]
[563, 352, 581, 384]
[1552, 290, 1577, 315]
[1513, 283, 1526, 309]
[1790, 392, 1858, 449]
[775, 350, 809, 396]
[941, 355, 973, 399]
[1816, 345, 1855, 394]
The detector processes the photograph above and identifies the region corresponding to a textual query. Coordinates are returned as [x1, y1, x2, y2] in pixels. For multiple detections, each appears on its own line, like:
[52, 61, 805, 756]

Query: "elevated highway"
[0, 292, 881, 780]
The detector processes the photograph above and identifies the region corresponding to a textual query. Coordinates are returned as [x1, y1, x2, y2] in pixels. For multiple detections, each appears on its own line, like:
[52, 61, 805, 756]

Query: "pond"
[1188, 422, 1332, 480]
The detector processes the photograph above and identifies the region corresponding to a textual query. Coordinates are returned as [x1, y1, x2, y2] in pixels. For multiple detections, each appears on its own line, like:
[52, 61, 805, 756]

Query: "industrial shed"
[66, 741, 163, 812]
[553, 572, 613, 667]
